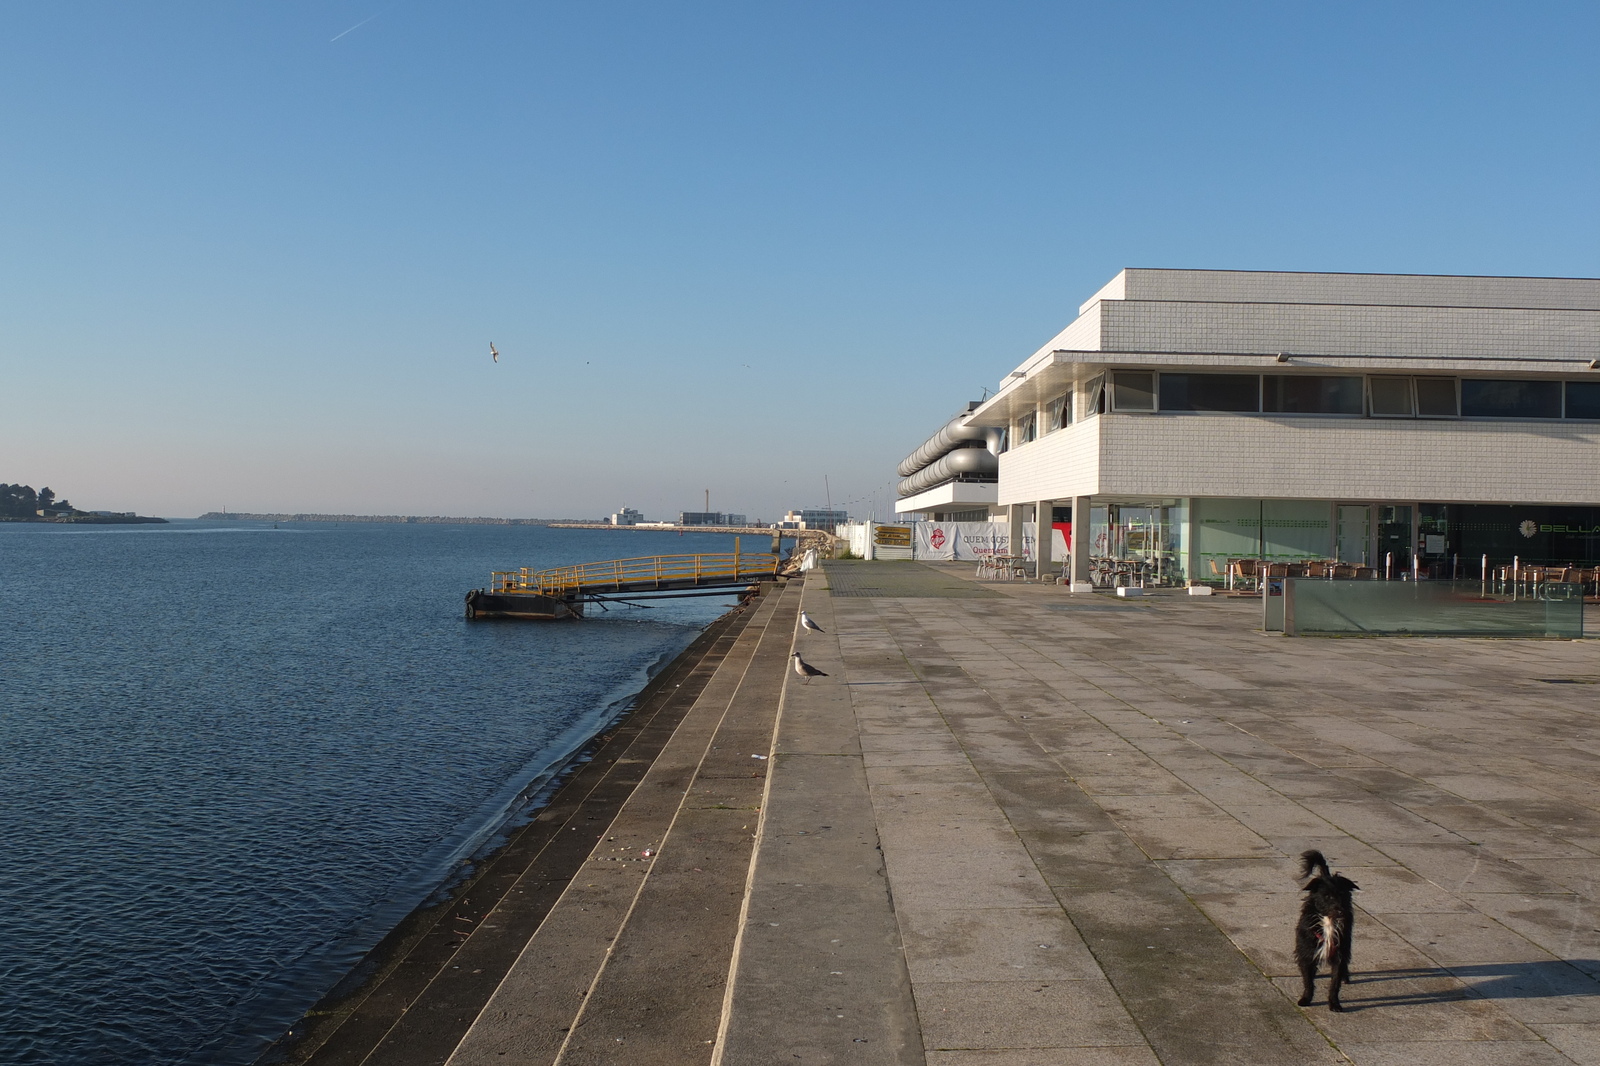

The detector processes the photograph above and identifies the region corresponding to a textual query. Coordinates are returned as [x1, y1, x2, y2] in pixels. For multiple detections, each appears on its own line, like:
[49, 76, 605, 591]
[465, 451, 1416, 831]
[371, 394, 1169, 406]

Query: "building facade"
[898, 269, 1600, 584]
[779, 509, 850, 531]
[677, 511, 748, 526]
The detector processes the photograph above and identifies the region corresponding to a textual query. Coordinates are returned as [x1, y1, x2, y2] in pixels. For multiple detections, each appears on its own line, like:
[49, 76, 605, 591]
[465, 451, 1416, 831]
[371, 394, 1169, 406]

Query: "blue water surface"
[0, 520, 749, 1065]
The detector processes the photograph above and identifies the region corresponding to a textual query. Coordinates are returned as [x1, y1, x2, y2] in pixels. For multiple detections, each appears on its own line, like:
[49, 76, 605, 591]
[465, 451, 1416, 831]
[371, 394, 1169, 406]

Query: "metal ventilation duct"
[896, 447, 999, 498]
[897, 407, 988, 477]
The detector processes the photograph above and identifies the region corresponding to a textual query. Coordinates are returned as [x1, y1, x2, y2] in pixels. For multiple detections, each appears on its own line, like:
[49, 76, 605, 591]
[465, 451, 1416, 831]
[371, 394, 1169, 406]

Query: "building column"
[1035, 499, 1053, 579]
[1008, 503, 1026, 566]
[1070, 495, 1093, 591]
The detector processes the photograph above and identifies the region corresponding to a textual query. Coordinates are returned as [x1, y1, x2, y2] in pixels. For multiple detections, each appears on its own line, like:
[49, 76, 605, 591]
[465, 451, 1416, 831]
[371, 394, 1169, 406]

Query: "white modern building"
[897, 268, 1600, 585]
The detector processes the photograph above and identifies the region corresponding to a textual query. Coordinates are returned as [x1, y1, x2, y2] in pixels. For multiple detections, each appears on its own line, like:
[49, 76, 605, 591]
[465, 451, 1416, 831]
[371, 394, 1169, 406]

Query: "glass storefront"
[1087, 500, 1184, 586]
[1175, 498, 1600, 583]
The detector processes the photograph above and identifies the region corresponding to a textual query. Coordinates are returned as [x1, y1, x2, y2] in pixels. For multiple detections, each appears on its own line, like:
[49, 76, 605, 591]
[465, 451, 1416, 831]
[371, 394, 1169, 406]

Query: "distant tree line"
[0, 483, 78, 518]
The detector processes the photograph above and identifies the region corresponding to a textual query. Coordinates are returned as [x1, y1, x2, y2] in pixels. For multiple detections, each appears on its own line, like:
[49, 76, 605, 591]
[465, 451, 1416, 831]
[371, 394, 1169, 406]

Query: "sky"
[2, 1, 1596, 521]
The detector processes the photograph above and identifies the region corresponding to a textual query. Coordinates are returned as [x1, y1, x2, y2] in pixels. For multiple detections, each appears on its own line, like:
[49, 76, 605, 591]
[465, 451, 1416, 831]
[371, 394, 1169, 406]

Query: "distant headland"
[201, 512, 554, 525]
[1, 482, 167, 524]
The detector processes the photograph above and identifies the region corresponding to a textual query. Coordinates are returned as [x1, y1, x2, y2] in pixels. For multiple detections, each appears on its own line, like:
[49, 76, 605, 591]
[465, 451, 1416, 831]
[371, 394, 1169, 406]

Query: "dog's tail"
[1299, 850, 1332, 881]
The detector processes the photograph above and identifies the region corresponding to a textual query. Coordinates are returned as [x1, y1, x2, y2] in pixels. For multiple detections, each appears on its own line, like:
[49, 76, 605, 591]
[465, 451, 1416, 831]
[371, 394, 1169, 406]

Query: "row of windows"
[1099, 372, 1600, 420]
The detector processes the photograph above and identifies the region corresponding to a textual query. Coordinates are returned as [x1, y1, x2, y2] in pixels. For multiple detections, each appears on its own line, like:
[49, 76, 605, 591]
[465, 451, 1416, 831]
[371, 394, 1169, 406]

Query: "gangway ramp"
[465, 547, 781, 619]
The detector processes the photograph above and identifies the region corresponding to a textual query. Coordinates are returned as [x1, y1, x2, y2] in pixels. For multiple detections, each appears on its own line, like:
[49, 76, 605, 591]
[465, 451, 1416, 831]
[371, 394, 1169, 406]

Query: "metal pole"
[1385, 552, 1392, 581]
[1412, 553, 1419, 581]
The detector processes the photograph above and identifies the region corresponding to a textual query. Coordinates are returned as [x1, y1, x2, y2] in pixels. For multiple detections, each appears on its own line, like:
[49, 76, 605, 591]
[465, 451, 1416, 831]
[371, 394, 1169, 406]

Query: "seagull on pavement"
[490, 342, 499, 363]
[799, 610, 825, 634]
[791, 652, 827, 685]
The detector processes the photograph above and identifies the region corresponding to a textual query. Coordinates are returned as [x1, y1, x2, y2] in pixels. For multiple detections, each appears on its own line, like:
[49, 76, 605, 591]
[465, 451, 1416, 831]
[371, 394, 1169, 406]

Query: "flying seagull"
[791, 652, 827, 685]
[799, 610, 825, 634]
[490, 342, 499, 363]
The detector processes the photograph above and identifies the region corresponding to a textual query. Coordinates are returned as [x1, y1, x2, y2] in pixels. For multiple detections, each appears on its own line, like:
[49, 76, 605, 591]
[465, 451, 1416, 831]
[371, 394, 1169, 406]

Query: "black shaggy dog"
[1294, 850, 1360, 1011]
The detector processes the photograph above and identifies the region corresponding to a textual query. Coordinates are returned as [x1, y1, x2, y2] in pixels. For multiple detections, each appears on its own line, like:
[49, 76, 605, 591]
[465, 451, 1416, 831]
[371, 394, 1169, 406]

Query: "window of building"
[1564, 381, 1600, 420]
[1044, 393, 1070, 432]
[1016, 411, 1037, 443]
[1415, 377, 1459, 418]
[1369, 376, 1414, 417]
[1460, 379, 1562, 419]
[1158, 373, 1261, 412]
[1082, 374, 1106, 415]
[1262, 375, 1363, 415]
[1111, 372, 1155, 412]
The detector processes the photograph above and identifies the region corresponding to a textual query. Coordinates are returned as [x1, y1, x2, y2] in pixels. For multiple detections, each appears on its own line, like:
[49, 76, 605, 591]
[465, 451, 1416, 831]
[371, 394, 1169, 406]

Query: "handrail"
[488, 552, 778, 597]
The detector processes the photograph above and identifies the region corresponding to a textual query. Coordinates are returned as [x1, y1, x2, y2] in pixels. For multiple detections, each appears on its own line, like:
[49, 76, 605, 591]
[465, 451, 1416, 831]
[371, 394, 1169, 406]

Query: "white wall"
[1114, 269, 1600, 311]
[997, 419, 1100, 505]
[1099, 301, 1600, 360]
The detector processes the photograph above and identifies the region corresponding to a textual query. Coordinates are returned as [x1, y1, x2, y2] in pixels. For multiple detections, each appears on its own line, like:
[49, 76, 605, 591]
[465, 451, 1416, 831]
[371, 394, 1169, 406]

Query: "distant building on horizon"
[778, 508, 849, 531]
[677, 511, 748, 526]
[610, 507, 643, 526]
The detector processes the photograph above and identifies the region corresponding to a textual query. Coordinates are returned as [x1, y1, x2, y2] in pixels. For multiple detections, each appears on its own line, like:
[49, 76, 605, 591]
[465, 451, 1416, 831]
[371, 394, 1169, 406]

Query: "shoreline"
[255, 590, 767, 1065]
[0, 514, 167, 525]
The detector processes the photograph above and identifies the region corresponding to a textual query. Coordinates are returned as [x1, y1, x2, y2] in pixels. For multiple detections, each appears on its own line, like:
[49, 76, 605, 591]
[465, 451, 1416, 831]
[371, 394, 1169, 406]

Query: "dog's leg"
[1330, 932, 1353, 1012]
[1295, 947, 1316, 1007]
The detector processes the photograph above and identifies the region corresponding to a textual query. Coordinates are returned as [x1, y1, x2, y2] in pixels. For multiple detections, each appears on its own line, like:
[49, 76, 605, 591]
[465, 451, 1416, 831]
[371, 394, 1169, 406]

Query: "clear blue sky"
[3, 1, 1596, 520]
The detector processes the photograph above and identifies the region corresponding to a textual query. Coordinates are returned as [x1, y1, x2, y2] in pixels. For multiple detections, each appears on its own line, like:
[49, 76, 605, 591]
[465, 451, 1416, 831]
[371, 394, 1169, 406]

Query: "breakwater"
[199, 512, 563, 525]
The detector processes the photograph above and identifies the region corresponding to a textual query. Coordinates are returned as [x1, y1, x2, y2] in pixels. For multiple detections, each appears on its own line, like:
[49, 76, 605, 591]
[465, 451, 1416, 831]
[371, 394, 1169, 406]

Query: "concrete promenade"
[288, 561, 1600, 1065]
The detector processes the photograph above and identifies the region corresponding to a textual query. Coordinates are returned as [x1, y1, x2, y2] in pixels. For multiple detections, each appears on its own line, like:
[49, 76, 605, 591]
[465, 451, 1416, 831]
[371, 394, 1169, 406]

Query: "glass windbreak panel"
[1461, 379, 1562, 419]
[1369, 376, 1414, 416]
[1414, 377, 1459, 417]
[1111, 372, 1155, 412]
[1566, 381, 1600, 419]
[1263, 375, 1363, 414]
[1285, 580, 1583, 638]
[1158, 373, 1260, 412]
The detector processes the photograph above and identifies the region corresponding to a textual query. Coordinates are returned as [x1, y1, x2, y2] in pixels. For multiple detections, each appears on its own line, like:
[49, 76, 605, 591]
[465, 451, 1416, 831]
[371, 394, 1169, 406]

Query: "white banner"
[838, 521, 1071, 562]
[912, 522, 1070, 561]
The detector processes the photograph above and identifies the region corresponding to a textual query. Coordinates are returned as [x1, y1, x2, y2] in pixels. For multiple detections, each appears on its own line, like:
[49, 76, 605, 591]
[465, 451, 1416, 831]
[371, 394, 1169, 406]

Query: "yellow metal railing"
[489, 546, 776, 597]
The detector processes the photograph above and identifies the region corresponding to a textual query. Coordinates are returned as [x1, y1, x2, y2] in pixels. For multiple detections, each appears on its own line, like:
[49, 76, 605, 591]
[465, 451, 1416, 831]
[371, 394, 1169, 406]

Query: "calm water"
[0, 520, 746, 1065]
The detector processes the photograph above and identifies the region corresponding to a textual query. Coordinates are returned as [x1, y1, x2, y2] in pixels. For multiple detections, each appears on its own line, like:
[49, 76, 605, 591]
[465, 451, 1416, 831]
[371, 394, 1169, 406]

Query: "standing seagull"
[490, 342, 499, 363]
[791, 652, 827, 685]
[799, 610, 825, 634]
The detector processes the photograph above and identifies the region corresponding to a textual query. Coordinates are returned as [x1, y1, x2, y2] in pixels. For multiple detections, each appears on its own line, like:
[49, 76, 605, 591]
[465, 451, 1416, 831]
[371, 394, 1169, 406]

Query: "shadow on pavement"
[1338, 960, 1600, 1011]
